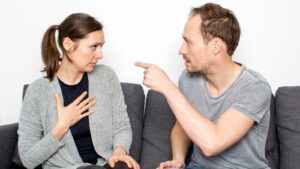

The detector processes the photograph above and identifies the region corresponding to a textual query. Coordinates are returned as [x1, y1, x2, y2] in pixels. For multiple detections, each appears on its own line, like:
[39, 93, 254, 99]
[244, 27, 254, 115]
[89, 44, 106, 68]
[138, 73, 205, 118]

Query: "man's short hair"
[190, 3, 241, 56]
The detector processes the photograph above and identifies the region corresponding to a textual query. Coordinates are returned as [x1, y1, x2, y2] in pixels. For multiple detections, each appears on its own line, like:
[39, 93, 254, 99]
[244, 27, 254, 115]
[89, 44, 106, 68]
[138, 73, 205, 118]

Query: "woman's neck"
[56, 59, 84, 85]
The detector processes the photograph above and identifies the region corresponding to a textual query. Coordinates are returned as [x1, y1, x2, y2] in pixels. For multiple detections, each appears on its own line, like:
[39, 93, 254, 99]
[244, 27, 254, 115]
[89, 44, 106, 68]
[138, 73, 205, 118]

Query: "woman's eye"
[90, 45, 97, 49]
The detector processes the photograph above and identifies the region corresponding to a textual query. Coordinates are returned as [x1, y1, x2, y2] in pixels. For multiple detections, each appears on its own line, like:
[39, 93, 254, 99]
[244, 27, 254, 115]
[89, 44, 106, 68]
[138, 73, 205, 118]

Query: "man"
[135, 3, 271, 169]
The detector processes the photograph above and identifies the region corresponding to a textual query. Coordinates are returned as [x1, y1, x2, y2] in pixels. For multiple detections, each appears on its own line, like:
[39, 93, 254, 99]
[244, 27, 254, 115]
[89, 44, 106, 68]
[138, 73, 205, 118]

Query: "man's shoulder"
[244, 67, 268, 82]
[242, 67, 270, 88]
[237, 66, 272, 95]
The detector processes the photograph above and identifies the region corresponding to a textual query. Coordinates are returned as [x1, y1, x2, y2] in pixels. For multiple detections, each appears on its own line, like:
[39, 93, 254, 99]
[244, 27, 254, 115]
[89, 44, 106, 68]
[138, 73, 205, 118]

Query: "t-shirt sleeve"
[178, 73, 184, 91]
[178, 70, 189, 93]
[232, 81, 272, 123]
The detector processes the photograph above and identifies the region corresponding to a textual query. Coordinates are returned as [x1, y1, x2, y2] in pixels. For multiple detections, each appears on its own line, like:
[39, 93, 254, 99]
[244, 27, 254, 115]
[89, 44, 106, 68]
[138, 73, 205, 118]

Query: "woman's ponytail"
[41, 25, 61, 81]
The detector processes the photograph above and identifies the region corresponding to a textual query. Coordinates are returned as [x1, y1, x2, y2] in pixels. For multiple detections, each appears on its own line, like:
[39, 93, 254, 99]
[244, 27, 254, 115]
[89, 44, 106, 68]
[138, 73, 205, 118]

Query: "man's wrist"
[172, 157, 185, 166]
[162, 81, 177, 96]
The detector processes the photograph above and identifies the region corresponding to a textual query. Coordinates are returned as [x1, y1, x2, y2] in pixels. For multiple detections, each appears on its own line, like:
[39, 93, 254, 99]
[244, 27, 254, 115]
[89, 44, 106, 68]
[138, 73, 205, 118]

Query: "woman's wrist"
[52, 123, 69, 140]
[113, 146, 127, 156]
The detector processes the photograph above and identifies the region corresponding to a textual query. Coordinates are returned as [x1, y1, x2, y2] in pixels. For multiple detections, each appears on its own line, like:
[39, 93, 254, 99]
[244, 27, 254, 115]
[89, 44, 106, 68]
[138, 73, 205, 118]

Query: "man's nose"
[179, 42, 187, 55]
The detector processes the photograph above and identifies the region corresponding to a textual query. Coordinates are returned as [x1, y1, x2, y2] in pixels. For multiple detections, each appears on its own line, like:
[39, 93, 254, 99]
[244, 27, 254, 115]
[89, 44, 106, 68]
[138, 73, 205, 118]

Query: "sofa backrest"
[120, 83, 145, 161]
[139, 90, 177, 169]
[275, 86, 300, 169]
[265, 95, 279, 169]
[5, 84, 300, 169]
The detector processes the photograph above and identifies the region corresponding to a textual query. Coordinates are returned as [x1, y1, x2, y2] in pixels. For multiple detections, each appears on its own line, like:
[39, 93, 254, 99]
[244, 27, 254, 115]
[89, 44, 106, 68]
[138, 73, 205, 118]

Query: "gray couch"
[0, 83, 299, 169]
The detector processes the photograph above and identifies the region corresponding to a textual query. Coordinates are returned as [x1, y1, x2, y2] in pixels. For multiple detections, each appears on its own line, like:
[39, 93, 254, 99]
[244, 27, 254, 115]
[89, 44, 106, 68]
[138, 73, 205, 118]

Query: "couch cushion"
[11, 148, 26, 169]
[276, 86, 300, 169]
[0, 123, 19, 169]
[120, 83, 145, 162]
[139, 90, 176, 169]
[265, 95, 279, 169]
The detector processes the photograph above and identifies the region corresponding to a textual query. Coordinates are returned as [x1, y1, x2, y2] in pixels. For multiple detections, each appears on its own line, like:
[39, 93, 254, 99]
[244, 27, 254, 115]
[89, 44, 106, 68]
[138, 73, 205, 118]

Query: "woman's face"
[66, 30, 105, 72]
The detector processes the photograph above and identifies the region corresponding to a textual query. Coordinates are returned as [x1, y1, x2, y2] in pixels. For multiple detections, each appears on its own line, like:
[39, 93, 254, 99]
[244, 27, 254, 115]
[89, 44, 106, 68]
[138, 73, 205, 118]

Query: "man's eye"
[187, 40, 193, 45]
[184, 39, 191, 45]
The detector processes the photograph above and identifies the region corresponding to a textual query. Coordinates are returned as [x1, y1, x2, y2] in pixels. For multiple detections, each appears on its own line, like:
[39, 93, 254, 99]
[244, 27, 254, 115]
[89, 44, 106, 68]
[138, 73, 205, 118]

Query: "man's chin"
[185, 66, 194, 73]
[186, 67, 201, 74]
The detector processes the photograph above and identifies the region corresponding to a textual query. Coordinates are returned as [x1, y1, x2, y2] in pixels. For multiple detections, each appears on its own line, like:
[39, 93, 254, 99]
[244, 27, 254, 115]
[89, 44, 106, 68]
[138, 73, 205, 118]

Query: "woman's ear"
[62, 37, 74, 52]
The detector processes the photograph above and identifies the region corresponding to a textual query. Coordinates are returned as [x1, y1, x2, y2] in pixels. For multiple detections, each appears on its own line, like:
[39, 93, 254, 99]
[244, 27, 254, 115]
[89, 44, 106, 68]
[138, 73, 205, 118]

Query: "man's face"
[179, 15, 212, 74]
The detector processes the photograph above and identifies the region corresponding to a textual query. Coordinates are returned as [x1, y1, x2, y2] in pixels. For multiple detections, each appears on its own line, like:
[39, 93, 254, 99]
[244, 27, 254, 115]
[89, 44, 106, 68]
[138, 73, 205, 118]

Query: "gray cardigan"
[18, 65, 132, 169]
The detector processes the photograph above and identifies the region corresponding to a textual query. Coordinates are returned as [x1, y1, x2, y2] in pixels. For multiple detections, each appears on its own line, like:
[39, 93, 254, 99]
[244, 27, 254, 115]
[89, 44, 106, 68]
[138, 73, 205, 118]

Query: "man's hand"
[135, 62, 174, 94]
[157, 160, 185, 169]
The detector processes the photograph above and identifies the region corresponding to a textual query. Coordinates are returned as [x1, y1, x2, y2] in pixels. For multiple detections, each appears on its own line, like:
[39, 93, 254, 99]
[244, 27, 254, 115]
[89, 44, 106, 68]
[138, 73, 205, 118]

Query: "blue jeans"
[184, 163, 204, 169]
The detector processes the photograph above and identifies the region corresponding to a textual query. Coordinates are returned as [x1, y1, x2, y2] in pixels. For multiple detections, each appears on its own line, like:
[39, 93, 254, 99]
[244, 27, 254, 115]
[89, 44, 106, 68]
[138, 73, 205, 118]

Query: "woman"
[18, 13, 139, 169]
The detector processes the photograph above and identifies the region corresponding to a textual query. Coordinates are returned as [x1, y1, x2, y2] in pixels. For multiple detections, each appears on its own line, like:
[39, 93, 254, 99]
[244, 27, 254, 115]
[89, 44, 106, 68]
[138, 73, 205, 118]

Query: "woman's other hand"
[108, 146, 140, 169]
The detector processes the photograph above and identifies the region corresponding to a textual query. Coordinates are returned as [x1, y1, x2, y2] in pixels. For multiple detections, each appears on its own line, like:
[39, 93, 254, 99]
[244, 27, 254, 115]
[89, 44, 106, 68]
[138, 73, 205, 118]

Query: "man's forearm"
[163, 82, 220, 155]
[171, 122, 191, 164]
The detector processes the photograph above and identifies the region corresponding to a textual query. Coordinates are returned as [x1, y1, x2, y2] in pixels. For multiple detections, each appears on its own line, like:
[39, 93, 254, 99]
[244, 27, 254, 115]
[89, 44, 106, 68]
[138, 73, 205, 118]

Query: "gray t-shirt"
[179, 65, 271, 169]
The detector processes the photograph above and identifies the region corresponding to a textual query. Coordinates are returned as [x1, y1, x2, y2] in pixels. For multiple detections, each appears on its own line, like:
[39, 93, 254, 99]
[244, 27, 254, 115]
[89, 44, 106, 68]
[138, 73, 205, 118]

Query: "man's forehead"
[186, 14, 202, 29]
[183, 15, 202, 36]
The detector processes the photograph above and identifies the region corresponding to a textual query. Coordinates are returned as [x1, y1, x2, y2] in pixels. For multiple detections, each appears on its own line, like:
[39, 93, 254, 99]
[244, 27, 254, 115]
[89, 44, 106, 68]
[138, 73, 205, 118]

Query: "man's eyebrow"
[183, 36, 191, 42]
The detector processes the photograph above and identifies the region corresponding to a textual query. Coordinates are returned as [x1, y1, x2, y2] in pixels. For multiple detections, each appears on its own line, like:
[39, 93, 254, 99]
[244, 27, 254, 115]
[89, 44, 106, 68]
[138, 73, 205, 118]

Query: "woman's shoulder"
[30, 77, 50, 86]
[93, 64, 115, 74]
[27, 77, 51, 92]
[89, 64, 120, 87]
[91, 64, 118, 79]
[23, 77, 51, 100]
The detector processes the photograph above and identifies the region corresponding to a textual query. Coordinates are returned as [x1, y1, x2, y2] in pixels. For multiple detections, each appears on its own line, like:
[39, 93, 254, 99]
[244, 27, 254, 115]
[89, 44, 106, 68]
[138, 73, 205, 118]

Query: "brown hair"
[190, 3, 240, 56]
[41, 13, 103, 81]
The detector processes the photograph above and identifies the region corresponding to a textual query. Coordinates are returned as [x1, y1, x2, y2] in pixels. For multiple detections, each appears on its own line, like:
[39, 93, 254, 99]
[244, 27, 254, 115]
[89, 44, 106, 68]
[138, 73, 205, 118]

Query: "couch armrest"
[276, 86, 300, 169]
[0, 123, 18, 169]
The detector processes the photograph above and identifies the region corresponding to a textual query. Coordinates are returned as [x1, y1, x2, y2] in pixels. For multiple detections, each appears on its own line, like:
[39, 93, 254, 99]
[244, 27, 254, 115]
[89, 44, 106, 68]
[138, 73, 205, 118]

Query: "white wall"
[1, 0, 300, 124]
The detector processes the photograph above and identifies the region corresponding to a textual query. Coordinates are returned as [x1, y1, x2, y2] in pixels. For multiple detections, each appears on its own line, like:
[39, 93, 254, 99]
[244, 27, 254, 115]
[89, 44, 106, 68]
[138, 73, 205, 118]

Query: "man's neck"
[205, 62, 242, 97]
